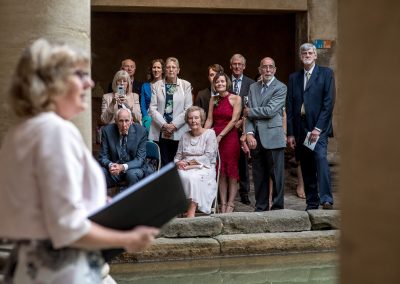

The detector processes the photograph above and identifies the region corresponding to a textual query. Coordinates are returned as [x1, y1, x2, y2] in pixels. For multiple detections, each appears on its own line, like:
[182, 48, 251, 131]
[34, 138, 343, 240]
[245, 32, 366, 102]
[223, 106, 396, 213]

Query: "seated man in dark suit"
[99, 108, 147, 193]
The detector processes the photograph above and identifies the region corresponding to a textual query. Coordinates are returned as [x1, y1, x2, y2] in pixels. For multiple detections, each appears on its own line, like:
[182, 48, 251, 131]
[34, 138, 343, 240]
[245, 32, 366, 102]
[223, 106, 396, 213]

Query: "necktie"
[120, 135, 128, 163]
[233, 79, 240, 95]
[261, 83, 268, 95]
[304, 72, 311, 90]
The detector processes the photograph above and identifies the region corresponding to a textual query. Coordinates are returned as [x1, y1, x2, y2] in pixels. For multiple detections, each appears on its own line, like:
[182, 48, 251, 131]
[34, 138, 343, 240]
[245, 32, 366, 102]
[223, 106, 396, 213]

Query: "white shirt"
[0, 112, 106, 248]
[231, 74, 243, 94]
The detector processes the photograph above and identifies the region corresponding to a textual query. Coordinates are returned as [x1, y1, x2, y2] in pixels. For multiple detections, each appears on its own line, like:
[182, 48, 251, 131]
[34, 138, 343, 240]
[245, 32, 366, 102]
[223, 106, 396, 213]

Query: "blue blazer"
[98, 123, 147, 170]
[287, 64, 335, 140]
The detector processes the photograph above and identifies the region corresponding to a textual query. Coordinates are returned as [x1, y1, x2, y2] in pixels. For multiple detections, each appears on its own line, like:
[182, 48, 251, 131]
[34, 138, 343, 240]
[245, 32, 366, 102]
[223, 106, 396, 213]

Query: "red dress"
[213, 93, 240, 180]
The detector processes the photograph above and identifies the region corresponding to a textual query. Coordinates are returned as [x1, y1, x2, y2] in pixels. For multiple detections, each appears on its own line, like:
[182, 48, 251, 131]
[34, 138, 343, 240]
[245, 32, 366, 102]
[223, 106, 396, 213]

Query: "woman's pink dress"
[213, 93, 240, 180]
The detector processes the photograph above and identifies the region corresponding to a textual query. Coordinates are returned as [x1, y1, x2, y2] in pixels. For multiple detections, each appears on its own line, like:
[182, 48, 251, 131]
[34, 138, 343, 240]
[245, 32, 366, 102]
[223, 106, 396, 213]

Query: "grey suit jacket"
[245, 77, 287, 149]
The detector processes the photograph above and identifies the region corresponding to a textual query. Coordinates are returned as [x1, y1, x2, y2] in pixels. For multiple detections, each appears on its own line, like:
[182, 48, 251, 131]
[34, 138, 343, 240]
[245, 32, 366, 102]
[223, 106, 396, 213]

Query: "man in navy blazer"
[229, 54, 255, 205]
[287, 43, 336, 210]
[99, 108, 147, 192]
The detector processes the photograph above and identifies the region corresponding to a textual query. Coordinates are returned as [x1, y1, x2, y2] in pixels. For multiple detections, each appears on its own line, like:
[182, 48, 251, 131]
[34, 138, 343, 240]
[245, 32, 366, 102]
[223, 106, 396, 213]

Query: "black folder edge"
[89, 162, 188, 261]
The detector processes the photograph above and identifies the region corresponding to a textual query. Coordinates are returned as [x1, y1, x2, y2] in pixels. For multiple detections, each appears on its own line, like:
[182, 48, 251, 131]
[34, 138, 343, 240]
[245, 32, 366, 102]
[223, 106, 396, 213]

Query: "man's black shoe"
[240, 195, 251, 205]
[322, 202, 333, 210]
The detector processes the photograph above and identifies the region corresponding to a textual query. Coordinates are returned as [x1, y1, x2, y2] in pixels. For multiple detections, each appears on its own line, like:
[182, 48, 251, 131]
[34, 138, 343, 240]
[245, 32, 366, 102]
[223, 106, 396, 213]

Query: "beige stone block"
[160, 216, 223, 237]
[127, 237, 221, 262]
[215, 210, 311, 234]
[308, 209, 340, 230]
[215, 230, 338, 255]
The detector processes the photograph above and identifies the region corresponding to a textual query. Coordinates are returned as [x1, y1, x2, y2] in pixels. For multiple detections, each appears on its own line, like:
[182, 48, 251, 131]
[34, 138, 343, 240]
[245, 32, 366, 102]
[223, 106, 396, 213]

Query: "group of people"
[99, 43, 335, 217]
[0, 38, 335, 282]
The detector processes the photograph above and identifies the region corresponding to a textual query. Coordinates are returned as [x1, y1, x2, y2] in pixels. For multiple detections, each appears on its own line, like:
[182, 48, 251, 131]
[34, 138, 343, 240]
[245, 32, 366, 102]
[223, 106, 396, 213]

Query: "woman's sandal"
[226, 202, 235, 213]
[220, 203, 227, 213]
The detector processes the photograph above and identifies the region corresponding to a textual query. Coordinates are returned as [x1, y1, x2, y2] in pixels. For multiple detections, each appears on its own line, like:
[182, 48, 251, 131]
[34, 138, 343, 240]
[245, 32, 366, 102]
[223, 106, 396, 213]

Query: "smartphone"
[117, 84, 125, 97]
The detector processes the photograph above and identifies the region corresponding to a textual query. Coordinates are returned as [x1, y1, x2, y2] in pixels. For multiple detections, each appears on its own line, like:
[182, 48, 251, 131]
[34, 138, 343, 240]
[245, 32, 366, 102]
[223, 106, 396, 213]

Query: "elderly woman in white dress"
[174, 106, 218, 217]
[0, 39, 158, 283]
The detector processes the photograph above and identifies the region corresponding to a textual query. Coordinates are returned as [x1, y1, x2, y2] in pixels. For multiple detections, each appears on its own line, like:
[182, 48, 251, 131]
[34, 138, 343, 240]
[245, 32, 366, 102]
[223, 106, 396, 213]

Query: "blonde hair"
[111, 70, 132, 93]
[9, 38, 89, 118]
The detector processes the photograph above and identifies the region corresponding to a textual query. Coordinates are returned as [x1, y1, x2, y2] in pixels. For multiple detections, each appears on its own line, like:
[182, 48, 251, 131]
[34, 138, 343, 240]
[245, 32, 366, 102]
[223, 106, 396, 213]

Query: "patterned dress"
[174, 129, 218, 214]
[213, 93, 240, 180]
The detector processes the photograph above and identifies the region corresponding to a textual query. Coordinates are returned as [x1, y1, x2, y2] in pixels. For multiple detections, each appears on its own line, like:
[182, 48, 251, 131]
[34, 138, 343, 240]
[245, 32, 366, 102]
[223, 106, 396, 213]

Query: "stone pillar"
[339, 1, 400, 283]
[0, 0, 92, 148]
[307, 0, 339, 156]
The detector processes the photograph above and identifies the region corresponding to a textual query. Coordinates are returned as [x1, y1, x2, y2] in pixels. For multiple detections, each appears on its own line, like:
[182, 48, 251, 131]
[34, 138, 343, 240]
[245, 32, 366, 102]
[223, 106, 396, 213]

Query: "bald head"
[121, 59, 136, 78]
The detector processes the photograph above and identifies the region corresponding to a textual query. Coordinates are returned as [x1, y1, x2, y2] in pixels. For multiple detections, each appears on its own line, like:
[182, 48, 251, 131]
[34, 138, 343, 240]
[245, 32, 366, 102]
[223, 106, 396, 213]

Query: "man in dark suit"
[99, 108, 147, 193]
[194, 64, 224, 117]
[244, 57, 287, 211]
[286, 43, 335, 210]
[229, 54, 255, 205]
[108, 58, 142, 95]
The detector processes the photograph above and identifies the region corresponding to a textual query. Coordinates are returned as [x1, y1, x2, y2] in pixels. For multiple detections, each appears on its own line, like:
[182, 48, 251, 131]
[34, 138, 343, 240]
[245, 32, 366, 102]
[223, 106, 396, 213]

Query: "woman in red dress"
[205, 72, 242, 213]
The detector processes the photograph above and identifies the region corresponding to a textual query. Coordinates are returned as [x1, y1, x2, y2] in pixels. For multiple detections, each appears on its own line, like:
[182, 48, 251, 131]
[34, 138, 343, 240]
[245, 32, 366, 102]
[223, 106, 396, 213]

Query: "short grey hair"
[185, 106, 206, 125]
[9, 38, 89, 118]
[116, 108, 132, 121]
[230, 54, 246, 66]
[299, 43, 317, 58]
[165, 57, 180, 68]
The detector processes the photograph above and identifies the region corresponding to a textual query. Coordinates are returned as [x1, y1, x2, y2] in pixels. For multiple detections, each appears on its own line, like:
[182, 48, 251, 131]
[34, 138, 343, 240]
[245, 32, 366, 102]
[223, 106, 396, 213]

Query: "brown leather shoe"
[322, 202, 333, 210]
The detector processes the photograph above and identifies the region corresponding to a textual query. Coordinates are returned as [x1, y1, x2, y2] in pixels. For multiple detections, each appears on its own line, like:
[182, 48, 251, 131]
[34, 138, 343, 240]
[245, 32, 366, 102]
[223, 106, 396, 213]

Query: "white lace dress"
[174, 129, 218, 214]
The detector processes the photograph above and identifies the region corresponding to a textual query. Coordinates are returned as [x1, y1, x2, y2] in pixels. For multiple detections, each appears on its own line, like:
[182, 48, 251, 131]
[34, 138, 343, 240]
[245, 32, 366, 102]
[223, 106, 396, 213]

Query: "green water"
[111, 252, 337, 284]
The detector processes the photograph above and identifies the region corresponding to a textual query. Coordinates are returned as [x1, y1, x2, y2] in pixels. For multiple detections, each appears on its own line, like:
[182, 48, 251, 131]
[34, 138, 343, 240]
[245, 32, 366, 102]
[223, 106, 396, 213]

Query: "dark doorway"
[91, 12, 296, 92]
[91, 11, 296, 149]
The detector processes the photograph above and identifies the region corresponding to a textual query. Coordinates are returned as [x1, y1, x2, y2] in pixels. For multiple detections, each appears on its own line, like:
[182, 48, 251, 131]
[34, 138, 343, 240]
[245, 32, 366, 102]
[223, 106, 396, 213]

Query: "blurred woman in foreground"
[0, 39, 158, 283]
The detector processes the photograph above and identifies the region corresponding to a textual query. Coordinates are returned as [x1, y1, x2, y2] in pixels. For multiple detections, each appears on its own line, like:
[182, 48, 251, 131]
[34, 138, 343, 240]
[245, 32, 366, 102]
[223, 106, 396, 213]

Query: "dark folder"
[89, 162, 188, 260]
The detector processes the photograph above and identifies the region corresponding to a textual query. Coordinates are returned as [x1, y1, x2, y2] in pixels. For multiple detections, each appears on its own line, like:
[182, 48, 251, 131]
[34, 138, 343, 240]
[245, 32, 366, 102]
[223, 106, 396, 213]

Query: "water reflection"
[111, 252, 337, 284]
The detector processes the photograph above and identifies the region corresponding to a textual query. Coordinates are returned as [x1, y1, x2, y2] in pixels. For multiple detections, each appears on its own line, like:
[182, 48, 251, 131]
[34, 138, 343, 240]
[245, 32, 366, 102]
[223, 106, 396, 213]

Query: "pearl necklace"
[190, 136, 201, 146]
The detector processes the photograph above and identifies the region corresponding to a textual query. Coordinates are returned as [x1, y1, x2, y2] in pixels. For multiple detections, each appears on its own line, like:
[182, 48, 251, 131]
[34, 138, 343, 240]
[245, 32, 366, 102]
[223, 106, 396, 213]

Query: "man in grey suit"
[99, 108, 148, 194]
[229, 54, 255, 205]
[244, 57, 287, 211]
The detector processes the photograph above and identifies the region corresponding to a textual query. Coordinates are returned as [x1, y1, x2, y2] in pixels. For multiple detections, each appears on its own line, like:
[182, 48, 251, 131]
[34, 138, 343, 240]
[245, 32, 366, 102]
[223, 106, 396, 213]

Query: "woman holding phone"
[101, 70, 141, 124]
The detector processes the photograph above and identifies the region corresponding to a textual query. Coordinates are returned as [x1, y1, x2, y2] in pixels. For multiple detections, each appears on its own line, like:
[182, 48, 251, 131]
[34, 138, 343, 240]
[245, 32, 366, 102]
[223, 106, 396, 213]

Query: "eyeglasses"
[259, 65, 276, 70]
[74, 70, 90, 80]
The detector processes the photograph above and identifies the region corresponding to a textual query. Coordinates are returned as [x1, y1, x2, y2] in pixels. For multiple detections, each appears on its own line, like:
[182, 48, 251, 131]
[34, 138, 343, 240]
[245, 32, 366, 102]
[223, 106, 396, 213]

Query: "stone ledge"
[215, 209, 312, 234]
[215, 230, 338, 256]
[115, 230, 338, 263]
[116, 237, 221, 263]
[162, 209, 317, 236]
